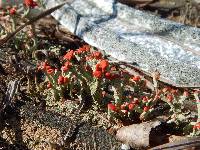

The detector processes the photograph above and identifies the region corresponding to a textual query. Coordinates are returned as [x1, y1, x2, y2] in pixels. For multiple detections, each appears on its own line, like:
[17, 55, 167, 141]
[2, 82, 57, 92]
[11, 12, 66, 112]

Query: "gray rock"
[44, 0, 200, 87]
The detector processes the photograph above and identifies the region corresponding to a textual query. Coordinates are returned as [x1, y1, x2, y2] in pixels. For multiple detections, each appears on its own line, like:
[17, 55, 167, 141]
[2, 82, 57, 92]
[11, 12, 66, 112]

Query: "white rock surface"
[44, 0, 200, 87]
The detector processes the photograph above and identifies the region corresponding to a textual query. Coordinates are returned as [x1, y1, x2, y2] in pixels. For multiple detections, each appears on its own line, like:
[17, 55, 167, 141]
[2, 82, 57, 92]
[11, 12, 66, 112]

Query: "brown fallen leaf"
[116, 120, 161, 148]
[118, 0, 157, 8]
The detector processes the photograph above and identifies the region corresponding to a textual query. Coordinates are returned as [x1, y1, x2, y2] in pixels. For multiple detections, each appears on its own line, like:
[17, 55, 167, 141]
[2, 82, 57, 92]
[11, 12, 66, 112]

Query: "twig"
[1, 80, 20, 112]
[149, 137, 200, 150]
[0, 0, 74, 46]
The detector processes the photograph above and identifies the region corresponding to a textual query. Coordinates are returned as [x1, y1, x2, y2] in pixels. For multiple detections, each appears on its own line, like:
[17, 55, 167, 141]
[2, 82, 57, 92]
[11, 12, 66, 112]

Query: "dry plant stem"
[27, 78, 31, 92]
[183, 3, 190, 24]
[0, 1, 72, 46]
[34, 74, 40, 92]
[152, 71, 160, 95]
[195, 16, 200, 27]
[29, 23, 38, 52]
[10, 16, 16, 32]
[194, 91, 200, 122]
[22, 7, 30, 19]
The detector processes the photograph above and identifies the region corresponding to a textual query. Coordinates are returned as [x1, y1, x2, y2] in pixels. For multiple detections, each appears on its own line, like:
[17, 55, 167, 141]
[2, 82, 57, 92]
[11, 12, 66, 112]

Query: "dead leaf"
[116, 120, 161, 148]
